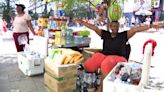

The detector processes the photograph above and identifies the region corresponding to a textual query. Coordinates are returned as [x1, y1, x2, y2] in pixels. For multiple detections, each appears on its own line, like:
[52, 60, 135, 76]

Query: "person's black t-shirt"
[101, 30, 128, 58]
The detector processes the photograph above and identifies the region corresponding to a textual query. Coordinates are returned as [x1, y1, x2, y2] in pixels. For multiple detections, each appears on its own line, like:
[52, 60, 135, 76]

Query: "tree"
[0, 2, 6, 16]
[64, 3, 96, 19]
[0, 0, 16, 28]
[53, 0, 101, 12]
[29, 0, 101, 15]
[29, 0, 114, 20]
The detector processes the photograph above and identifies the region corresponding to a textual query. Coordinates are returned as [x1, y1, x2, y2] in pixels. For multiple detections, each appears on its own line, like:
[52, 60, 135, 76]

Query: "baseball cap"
[16, 4, 26, 10]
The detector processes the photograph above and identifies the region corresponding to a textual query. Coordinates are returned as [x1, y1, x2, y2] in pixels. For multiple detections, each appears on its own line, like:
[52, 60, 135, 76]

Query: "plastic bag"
[18, 34, 28, 45]
[24, 44, 31, 53]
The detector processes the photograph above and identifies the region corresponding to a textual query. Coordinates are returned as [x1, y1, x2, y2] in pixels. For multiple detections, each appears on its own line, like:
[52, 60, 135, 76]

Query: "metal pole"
[7, 0, 11, 28]
[35, 0, 37, 25]
[35, 0, 36, 15]
[44, 1, 48, 17]
[89, 0, 91, 19]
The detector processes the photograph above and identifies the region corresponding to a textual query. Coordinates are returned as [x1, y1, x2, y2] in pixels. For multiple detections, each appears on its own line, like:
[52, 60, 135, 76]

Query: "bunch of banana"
[62, 49, 84, 64]
[50, 48, 84, 65]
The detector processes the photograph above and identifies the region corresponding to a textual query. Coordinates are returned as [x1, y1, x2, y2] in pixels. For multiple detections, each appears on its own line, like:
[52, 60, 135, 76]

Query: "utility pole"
[89, 0, 92, 19]
[44, 1, 48, 17]
[35, 0, 37, 25]
[6, 0, 11, 28]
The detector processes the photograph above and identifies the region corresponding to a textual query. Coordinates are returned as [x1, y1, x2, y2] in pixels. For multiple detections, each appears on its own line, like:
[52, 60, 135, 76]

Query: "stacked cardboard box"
[44, 58, 77, 92]
[82, 48, 102, 61]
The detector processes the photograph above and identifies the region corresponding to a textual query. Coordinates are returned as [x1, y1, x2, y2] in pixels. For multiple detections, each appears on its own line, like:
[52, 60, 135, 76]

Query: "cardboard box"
[83, 48, 102, 54]
[82, 48, 102, 61]
[44, 73, 76, 92]
[45, 57, 77, 79]
[38, 17, 48, 27]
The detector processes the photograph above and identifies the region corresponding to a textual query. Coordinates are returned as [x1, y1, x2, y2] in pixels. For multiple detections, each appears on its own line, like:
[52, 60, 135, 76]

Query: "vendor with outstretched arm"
[74, 18, 160, 92]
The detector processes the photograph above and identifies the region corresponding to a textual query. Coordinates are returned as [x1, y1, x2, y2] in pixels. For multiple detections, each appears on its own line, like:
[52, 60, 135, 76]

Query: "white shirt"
[134, 1, 152, 15]
[133, 1, 151, 12]
[123, 0, 134, 13]
[13, 13, 31, 33]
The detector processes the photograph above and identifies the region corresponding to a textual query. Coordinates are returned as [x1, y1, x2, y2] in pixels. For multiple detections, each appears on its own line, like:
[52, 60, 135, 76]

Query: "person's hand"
[151, 21, 164, 30]
[73, 18, 83, 24]
[32, 31, 37, 36]
[33, 32, 37, 36]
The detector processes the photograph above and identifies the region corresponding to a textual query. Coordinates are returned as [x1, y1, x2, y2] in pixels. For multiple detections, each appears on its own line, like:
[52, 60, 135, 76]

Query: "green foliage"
[62, 0, 76, 12]
[29, 0, 98, 18]
[2, 7, 7, 19]
[31, 13, 39, 19]
[64, 3, 96, 19]
[54, 0, 98, 11]
[1, 1, 16, 28]
[29, 0, 42, 2]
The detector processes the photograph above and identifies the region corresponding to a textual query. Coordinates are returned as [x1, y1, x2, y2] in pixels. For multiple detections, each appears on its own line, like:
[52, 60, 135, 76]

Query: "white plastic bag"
[18, 34, 28, 45]
[24, 44, 31, 53]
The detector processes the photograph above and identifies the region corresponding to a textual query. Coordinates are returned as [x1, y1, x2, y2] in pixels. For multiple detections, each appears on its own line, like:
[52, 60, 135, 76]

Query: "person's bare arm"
[74, 19, 102, 36]
[27, 20, 36, 35]
[127, 25, 150, 39]
[127, 23, 162, 39]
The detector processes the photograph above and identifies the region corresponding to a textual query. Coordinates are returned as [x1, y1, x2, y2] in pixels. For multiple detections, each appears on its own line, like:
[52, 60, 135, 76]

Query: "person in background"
[133, 0, 151, 23]
[123, 0, 135, 27]
[0, 18, 4, 35]
[68, 17, 77, 27]
[0, 18, 8, 34]
[13, 4, 36, 52]
[74, 18, 159, 92]
[145, 16, 152, 25]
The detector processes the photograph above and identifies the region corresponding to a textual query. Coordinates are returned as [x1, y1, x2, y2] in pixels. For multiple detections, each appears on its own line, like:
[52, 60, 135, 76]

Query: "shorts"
[83, 53, 127, 75]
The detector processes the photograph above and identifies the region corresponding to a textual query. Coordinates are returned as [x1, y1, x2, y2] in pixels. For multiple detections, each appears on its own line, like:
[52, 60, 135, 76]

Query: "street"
[1, 30, 164, 92]
[0, 33, 45, 92]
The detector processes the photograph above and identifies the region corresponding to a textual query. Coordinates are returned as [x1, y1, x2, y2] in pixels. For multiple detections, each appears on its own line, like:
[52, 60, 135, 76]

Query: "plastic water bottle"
[44, 28, 49, 38]
[61, 28, 66, 45]
[76, 77, 81, 92]
[65, 29, 73, 45]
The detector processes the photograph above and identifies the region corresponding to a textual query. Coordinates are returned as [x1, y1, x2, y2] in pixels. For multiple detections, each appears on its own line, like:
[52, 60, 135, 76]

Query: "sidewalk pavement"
[0, 54, 46, 92]
[0, 32, 46, 92]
